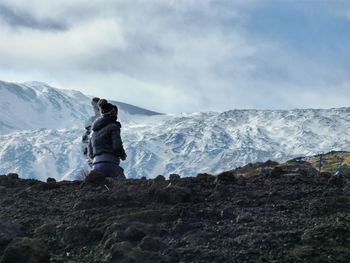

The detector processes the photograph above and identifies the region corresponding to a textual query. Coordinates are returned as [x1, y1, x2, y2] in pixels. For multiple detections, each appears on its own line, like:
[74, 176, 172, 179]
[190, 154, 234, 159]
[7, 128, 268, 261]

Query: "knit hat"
[98, 99, 118, 117]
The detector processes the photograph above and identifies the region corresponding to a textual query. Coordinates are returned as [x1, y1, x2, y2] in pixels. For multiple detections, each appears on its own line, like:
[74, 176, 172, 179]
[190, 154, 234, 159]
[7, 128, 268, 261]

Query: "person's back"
[88, 100, 126, 178]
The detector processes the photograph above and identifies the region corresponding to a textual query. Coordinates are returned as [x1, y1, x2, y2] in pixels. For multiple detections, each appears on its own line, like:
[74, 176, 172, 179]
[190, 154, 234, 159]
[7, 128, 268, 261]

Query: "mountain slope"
[0, 129, 85, 181]
[1, 107, 350, 180]
[0, 80, 161, 134]
[121, 109, 350, 178]
[0, 80, 349, 181]
[0, 81, 90, 134]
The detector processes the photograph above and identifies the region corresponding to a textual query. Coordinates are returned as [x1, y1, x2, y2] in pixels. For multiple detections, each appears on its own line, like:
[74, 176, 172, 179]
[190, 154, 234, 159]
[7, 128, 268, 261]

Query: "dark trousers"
[92, 162, 126, 179]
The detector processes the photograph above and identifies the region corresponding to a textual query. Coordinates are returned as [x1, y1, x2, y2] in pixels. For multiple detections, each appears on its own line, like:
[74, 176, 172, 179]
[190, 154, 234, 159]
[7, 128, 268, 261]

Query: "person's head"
[98, 99, 118, 118]
[92, 97, 100, 103]
[91, 97, 100, 115]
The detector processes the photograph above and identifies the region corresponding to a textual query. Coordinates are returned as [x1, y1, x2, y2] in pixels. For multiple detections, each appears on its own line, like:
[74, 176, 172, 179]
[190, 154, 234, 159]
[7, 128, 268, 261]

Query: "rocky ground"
[1, 155, 350, 263]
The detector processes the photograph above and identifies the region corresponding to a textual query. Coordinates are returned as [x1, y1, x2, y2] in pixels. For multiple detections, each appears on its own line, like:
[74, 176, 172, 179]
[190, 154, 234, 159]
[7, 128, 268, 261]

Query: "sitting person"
[82, 97, 101, 166]
[88, 99, 127, 178]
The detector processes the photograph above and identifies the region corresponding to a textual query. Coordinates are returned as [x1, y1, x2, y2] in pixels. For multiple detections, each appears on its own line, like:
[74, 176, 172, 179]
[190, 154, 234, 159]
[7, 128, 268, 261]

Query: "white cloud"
[0, 17, 125, 69]
[0, 0, 348, 112]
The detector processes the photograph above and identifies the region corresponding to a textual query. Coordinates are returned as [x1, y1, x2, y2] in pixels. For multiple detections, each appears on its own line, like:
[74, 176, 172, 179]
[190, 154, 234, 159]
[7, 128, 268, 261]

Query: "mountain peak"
[0, 80, 162, 135]
[22, 81, 51, 88]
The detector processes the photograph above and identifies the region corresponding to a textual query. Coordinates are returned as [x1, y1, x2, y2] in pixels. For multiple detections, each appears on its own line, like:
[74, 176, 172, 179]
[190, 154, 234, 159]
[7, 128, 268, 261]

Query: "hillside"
[304, 151, 350, 174]
[1, 80, 350, 181]
[230, 151, 350, 178]
[0, 157, 349, 262]
[0, 80, 161, 134]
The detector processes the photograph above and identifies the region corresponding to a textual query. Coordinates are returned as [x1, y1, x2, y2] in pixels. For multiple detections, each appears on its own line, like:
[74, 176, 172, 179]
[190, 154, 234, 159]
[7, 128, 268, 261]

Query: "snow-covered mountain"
[122, 109, 350, 178]
[0, 80, 161, 134]
[0, 80, 349, 181]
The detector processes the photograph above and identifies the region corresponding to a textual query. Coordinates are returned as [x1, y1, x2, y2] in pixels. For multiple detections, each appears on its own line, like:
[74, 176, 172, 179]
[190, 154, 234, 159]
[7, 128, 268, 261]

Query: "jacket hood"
[92, 117, 119, 131]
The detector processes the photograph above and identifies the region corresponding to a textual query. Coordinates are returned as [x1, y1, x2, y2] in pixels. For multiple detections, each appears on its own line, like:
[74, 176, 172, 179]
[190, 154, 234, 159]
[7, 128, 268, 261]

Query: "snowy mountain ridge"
[0, 80, 90, 134]
[0, 80, 349, 181]
[0, 80, 161, 134]
[122, 108, 350, 178]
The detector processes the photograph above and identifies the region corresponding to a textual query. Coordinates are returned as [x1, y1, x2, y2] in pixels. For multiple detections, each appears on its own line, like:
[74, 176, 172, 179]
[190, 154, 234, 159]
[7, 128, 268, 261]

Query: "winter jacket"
[88, 116, 126, 164]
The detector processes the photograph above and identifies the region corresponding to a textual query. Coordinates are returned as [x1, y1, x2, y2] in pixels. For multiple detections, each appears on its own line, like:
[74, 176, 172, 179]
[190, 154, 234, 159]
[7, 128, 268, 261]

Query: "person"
[81, 97, 101, 166]
[88, 99, 127, 178]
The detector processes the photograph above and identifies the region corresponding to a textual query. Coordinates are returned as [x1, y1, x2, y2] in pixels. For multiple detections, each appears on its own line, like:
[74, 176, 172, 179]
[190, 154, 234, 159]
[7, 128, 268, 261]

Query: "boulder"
[0, 175, 20, 188]
[262, 160, 279, 167]
[172, 220, 195, 235]
[268, 167, 286, 178]
[109, 241, 138, 262]
[34, 223, 57, 238]
[124, 226, 146, 242]
[139, 236, 166, 252]
[325, 195, 350, 208]
[148, 175, 167, 194]
[327, 175, 345, 187]
[84, 171, 107, 186]
[154, 186, 191, 204]
[216, 171, 237, 183]
[319, 172, 332, 179]
[109, 241, 168, 263]
[1, 238, 49, 263]
[46, 177, 56, 183]
[62, 225, 102, 245]
[0, 219, 24, 246]
[196, 173, 212, 182]
[296, 167, 318, 177]
[169, 174, 181, 183]
[154, 175, 165, 183]
[301, 223, 350, 246]
[6, 173, 19, 180]
[197, 173, 211, 179]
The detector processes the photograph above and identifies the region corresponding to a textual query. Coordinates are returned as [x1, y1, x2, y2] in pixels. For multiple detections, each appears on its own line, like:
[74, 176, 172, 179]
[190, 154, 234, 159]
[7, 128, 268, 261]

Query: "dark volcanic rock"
[108, 241, 168, 263]
[6, 173, 19, 180]
[216, 171, 237, 183]
[123, 225, 146, 242]
[46, 177, 56, 183]
[344, 184, 350, 196]
[269, 167, 286, 178]
[62, 225, 95, 245]
[327, 175, 345, 187]
[301, 223, 350, 247]
[1, 160, 350, 263]
[154, 175, 165, 182]
[84, 171, 108, 186]
[0, 219, 23, 246]
[139, 236, 166, 252]
[109, 241, 136, 262]
[0, 175, 19, 188]
[34, 223, 57, 238]
[169, 174, 180, 183]
[264, 160, 279, 166]
[154, 185, 191, 204]
[196, 173, 212, 181]
[1, 238, 49, 263]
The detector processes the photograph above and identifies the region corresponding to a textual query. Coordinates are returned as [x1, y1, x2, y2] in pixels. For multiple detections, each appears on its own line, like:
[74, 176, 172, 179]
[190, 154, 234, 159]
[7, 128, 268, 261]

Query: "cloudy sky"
[0, 0, 349, 113]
